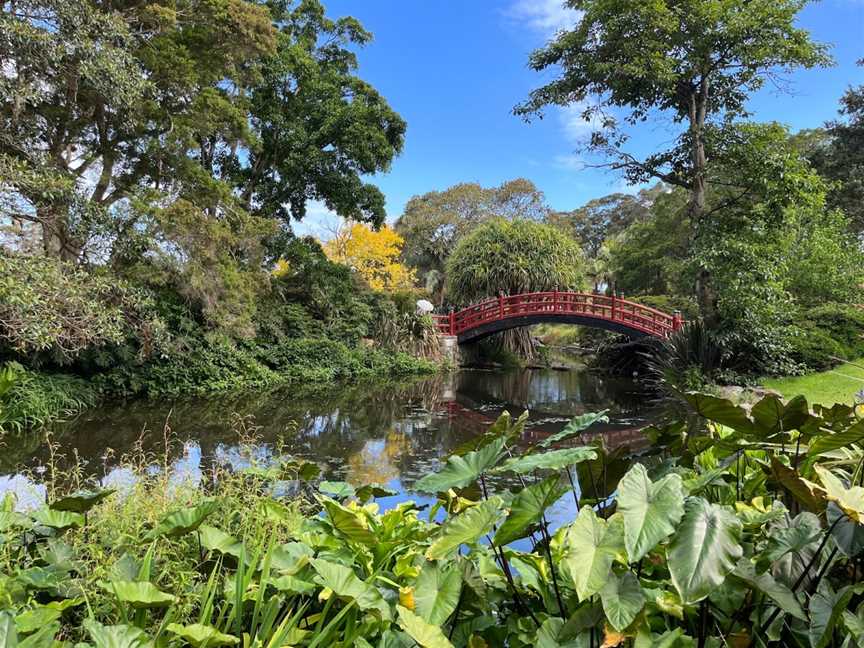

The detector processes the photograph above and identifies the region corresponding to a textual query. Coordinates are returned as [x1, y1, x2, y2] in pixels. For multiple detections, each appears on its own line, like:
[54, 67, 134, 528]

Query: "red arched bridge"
[433, 291, 684, 344]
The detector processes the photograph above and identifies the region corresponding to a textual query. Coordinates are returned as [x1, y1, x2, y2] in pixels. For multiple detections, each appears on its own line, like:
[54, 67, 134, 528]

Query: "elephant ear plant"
[0, 397, 863, 646]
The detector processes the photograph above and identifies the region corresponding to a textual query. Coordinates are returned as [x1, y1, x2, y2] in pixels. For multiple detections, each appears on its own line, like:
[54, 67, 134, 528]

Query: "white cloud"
[506, 0, 581, 36]
[559, 100, 604, 143]
[552, 153, 586, 171]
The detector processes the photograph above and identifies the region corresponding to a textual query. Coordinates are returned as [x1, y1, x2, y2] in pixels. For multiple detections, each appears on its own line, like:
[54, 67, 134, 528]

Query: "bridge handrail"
[432, 291, 683, 339]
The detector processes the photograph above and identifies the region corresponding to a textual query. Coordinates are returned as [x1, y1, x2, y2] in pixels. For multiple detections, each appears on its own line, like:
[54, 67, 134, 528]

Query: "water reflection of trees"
[455, 369, 647, 416]
[3, 369, 654, 495]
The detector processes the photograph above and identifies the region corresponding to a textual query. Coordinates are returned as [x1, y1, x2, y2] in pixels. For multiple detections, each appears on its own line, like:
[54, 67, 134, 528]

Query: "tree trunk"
[688, 82, 719, 328]
[39, 203, 79, 262]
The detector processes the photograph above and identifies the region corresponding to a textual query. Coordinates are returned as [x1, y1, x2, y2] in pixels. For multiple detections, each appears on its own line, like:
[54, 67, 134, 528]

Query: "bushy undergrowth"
[789, 303, 864, 371]
[0, 241, 442, 432]
[1, 395, 862, 646]
[0, 363, 100, 433]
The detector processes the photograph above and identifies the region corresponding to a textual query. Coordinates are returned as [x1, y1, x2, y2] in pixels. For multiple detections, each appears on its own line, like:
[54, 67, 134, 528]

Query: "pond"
[1, 368, 662, 528]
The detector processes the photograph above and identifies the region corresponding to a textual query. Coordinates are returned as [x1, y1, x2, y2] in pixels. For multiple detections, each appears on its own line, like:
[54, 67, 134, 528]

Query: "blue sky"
[299, 0, 864, 237]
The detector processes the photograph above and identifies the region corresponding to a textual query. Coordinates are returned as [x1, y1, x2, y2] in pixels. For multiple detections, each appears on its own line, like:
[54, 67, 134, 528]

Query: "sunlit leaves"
[426, 497, 505, 560]
[414, 438, 506, 494]
[31, 508, 84, 531]
[492, 447, 597, 475]
[413, 562, 462, 625]
[494, 476, 568, 546]
[813, 465, 864, 523]
[310, 558, 392, 620]
[318, 482, 355, 500]
[321, 498, 375, 545]
[667, 498, 743, 604]
[561, 508, 625, 600]
[147, 499, 219, 539]
[617, 464, 685, 562]
[396, 605, 454, 648]
[83, 620, 153, 648]
[166, 624, 239, 647]
[600, 571, 645, 632]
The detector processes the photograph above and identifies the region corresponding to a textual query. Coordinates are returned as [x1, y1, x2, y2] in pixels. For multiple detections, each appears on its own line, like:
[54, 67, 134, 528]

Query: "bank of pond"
[0, 382, 862, 647]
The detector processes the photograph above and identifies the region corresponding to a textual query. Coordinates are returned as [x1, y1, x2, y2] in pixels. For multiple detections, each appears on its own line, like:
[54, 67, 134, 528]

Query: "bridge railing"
[432, 291, 683, 339]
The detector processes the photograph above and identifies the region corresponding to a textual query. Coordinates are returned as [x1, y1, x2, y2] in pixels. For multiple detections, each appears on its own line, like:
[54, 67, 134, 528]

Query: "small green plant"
[1, 395, 861, 645]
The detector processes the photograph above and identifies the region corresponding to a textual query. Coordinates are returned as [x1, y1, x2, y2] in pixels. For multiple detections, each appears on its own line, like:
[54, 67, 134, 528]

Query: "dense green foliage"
[0, 237, 438, 432]
[808, 68, 864, 235]
[2, 396, 863, 645]
[1, 0, 403, 261]
[517, 0, 833, 328]
[395, 179, 550, 303]
[445, 219, 586, 306]
[0, 0, 438, 431]
[605, 124, 864, 375]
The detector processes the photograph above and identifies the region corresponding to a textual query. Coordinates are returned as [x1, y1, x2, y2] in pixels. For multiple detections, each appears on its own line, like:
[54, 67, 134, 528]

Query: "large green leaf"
[425, 496, 504, 560]
[732, 561, 806, 621]
[617, 463, 685, 562]
[494, 475, 568, 546]
[83, 620, 154, 648]
[31, 508, 84, 530]
[198, 525, 245, 560]
[755, 512, 821, 572]
[600, 571, 645, 632]
[492, 447, 597, 475]
[667, 498, 743, 604]
[683, 393, 754, 433]
[413, 562, 462, 625]
[396, 605, 454, 648]
[50, 488, 115, 513]
[13, 607, 61, 634]
[165, 624, 239, 647]
[318, 481, 355, 499]
[100, 581, 176, 608]
[414, 438, 506, 493]
[0, 611, 16, 648]
[147, 499, 219, 539]
[310, 558, 392, 620]
[807, 419, 864, 457]
[321, 498, 376, 544]
[809, 584, 854, 648]
[561, 508, 625, 600]
[535, 617, 584, 648]
[539, 411, 609, 448]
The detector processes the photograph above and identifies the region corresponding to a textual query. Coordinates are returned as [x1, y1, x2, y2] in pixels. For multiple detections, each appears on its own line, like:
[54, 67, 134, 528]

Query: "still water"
[0, 368, 660, 522]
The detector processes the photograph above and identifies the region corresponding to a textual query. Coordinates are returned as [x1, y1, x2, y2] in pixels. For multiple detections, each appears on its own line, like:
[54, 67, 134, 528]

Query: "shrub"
[0, 364, 99, 432]
[0, 254, 167, 366]
[630, 294, 699, 321]
[788, 303, 864, 370]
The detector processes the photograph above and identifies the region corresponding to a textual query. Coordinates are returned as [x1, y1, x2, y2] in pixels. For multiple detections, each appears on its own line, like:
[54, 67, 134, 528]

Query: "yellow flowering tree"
[324, 222, 415, 291]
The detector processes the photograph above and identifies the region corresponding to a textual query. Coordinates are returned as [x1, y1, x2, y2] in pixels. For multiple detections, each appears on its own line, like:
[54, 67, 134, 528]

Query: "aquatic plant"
[0, 393, 862, 646]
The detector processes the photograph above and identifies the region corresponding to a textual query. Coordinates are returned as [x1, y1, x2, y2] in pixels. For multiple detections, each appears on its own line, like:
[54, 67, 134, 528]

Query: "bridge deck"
[433, 291, 682, 341]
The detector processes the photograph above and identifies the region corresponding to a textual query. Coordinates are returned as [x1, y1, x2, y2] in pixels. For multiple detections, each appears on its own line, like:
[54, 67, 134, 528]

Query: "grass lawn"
[762, 357, 864, 406]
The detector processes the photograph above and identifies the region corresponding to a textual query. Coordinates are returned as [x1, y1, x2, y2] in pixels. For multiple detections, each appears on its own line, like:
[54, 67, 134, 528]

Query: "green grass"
[762, 357, 864, 406]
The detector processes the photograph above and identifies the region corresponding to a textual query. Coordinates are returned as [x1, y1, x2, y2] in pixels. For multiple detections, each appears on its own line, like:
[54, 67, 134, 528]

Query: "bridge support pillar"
[439, 335, 461, 367]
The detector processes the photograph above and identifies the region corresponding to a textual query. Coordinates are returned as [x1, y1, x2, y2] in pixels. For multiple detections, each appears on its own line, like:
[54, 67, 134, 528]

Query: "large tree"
[808, 68, 864, 235]
[395, 178, 548, 301]
[548, 184, 663, 258]
[445, 218, 586, 357]
[0, 0, 404, 262]
[516, 0, 830, 323]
